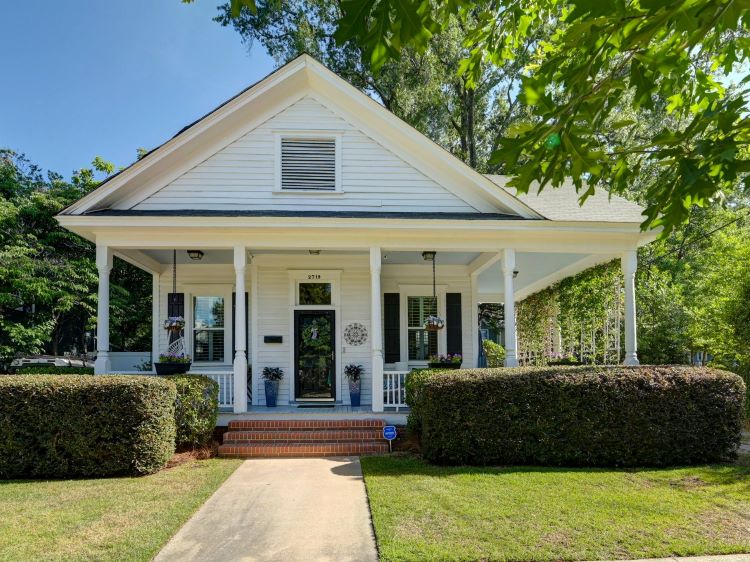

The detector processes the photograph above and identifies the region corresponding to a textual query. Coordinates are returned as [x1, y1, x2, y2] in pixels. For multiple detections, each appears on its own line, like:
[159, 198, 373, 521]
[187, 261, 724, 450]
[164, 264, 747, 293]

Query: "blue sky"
[0, 1, 275, 178]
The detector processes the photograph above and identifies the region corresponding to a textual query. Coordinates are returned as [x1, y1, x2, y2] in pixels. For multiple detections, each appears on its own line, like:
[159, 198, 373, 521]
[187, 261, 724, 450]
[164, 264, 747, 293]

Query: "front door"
[294, 310, 335, 401]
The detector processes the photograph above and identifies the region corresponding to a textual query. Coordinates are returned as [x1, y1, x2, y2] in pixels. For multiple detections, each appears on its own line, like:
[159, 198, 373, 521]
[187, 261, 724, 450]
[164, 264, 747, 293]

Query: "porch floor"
[217, 404, 409, 426]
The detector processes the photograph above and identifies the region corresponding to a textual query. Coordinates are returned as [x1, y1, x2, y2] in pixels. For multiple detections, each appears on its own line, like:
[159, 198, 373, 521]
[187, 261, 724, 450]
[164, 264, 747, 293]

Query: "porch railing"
[202, 372, 234, 409]
[384, 371, 409, 411]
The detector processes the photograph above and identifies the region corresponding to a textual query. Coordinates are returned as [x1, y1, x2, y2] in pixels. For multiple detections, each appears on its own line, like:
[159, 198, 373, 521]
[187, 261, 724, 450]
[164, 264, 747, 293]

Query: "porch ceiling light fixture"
[308, 249, 321, 255]
[187, 250, 204, 261]
[422, 250, 445, 332]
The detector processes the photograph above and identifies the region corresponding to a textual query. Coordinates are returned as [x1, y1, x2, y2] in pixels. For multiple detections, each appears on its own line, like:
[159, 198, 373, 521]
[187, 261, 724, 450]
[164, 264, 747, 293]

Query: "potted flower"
[262, 367, 284, 407]
[155, 353, 192, 375]
[345, 364, 364, 407]
[427, 353, 462, 369]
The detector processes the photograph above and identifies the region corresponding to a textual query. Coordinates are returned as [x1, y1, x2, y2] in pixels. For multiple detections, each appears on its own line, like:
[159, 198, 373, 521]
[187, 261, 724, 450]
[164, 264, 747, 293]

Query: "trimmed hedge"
[13, 365, 94, 375]
[165, 375, 218, 449]
[408, 366, 745, 467]
[0, 375, 176, 478]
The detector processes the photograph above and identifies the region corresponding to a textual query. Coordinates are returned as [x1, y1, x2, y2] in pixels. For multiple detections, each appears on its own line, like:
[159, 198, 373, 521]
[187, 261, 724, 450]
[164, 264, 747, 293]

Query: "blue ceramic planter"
[264, 380, 279, 407]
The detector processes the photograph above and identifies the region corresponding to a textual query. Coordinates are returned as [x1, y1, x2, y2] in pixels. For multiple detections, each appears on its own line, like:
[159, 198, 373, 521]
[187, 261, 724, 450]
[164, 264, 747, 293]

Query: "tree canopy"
[332, 0, 750, 235]
[216, 0, 545, 170]
[0, 150, 152, 364]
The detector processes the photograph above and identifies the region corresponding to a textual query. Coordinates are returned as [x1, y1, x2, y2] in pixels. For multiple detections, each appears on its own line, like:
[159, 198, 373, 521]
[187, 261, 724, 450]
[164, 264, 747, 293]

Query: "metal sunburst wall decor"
[343, 322, 368, 346]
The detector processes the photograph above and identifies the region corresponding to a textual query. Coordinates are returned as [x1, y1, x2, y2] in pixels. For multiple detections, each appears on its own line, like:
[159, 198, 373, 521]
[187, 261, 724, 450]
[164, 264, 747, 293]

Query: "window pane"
[407, 296, 437, 327]
[299, 283, 332, 305]
[194, 330, 225, 362]
[194, 297, 224, 328]
[408, 329, 437, 361]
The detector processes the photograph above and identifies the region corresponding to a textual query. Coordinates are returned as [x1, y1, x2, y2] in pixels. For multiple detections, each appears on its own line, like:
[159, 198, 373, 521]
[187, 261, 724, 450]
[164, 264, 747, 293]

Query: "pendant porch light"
[422, 251, 445, 332]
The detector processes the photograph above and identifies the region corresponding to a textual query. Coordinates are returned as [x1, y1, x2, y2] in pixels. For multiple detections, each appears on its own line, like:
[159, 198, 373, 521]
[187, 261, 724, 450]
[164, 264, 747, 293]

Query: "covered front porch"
[89, 235, 642, 416]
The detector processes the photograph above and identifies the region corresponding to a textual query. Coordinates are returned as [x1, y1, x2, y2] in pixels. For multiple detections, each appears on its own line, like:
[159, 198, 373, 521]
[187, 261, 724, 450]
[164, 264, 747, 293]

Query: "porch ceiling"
[383, 251, 480, 265]
[141, 249, 234, 264]
[477, 251, 611, 301]
[136, 248, 614, 302]
[139, 249, 483, 265]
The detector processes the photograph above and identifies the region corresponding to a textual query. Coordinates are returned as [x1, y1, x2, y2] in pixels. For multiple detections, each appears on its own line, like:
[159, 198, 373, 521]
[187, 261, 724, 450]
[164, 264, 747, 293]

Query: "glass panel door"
[294, 310, 335, 400]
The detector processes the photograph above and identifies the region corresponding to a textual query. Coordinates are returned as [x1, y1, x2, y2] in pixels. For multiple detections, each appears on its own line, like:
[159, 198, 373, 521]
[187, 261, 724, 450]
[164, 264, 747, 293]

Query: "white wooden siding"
[154, 258, 476, 407]
[157, 265, 242, 371]
[252, 257, 372, 406]
[382, 264, 475, 369]
[134, 96, 479, 213]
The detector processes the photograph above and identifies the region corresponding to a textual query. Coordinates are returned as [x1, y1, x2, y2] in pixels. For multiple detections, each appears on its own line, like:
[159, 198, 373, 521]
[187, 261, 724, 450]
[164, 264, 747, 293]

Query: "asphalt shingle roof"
[485, 175, 645, 223]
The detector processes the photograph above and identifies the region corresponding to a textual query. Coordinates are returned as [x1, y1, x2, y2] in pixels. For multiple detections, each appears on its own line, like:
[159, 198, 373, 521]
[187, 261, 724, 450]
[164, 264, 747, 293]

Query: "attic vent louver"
[281, 137, 337, 191]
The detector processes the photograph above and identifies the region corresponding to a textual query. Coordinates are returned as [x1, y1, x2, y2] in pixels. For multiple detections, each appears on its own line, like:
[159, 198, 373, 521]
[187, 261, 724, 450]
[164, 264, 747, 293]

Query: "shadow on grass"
[360, 452, 750, 487]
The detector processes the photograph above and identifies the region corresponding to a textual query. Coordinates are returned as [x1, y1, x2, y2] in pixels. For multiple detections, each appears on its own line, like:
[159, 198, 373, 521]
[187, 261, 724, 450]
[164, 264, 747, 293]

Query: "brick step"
[223, 429, 384, 443]
[227, 418, 387, 430]
[218, 441, 389, 458]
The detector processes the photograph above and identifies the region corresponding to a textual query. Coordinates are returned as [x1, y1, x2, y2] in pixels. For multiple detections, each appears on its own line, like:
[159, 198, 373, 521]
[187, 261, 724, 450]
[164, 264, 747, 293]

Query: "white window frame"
[186, 284, 233, 367]
[273, 130, 343, 193]
[398, 284, 447, 367]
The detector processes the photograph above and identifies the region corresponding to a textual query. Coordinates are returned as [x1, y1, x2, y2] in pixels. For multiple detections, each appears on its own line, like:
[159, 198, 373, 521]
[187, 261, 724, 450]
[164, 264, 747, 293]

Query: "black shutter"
[232, 292, 249, 356]
[167, 293, 184, 317]
[383, 293, 400, 363]
[446, 292, 462, 356]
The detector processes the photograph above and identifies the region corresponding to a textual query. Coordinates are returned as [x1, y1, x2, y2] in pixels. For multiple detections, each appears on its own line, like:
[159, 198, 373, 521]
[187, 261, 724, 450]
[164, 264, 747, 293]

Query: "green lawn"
[0, 458, 242, 562]
[361, 455, 750, 562]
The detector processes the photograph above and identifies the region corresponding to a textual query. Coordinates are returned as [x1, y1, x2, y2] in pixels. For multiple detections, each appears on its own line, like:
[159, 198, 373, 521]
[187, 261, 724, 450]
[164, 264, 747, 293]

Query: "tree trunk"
[458, 87, 468, 161]
[467, 88, 476, 169]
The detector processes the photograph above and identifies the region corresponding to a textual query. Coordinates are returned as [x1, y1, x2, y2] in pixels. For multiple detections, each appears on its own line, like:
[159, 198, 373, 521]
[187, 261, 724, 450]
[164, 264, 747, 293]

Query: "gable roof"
[485, 175, 645, 224]
[61, 54, 541, 219]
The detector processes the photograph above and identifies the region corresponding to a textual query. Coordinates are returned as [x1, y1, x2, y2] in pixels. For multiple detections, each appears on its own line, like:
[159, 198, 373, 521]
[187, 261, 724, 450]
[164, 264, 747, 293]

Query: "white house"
[57, 55, 655, 427]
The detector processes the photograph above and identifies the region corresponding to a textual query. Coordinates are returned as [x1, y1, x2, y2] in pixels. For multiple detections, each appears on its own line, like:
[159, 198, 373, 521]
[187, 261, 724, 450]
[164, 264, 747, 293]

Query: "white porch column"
[233, 246, 248, 413]
[470, 274, 480, 368]
[250, 258, 259, 406]
[622, 250, 640, 365]
[370, 247, 384, 412]
[502, 248, 519, 367]
[94, 245, 113, 375]
[151, 272, 160, 373]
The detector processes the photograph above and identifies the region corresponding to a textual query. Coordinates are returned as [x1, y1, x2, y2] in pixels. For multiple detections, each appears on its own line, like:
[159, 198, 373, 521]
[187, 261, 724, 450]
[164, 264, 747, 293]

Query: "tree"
[0, 150, 152, 364]
[216, 0, 542, 170]
[333, 0, 750, 235]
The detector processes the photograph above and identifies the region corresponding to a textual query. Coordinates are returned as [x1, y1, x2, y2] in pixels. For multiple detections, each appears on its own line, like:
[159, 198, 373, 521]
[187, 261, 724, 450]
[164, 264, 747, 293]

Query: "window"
[407, 296, 438, 361]
[280, 137, 337, 191]
[193, 296, 225, 362]
[299, 282, 332, 305]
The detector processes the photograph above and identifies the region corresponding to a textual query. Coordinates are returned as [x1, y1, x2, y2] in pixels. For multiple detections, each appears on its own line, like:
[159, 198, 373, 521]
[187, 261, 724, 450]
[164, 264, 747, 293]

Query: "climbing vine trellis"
[516, 261, 623, 366]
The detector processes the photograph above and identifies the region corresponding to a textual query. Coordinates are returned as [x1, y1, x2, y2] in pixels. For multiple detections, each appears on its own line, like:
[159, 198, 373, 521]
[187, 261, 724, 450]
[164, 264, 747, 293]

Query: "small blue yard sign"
[383, 425, 397, 452]
[383, 425, 397, 440]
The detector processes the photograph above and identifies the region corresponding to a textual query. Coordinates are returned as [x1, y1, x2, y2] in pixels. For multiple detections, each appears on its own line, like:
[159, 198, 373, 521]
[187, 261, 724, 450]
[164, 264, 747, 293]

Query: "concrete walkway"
[155, 457, 378, 562]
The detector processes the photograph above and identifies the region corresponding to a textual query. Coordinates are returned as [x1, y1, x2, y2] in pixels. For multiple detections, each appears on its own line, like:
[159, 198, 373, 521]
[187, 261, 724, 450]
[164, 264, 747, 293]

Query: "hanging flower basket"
[424, 315, 445, 332]
[163, 316, 185, 332]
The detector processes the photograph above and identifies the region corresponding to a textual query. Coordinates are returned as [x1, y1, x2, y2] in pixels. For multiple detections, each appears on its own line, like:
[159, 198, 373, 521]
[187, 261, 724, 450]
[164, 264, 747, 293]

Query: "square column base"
[94, 352, 110, 375]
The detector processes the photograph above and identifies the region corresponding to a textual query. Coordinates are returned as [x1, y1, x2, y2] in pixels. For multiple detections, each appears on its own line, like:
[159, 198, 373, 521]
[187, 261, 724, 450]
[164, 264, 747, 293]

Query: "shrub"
[412, 366, 745, 467]
[0, 375, 176, 478]
[164, 375, 218, 449]
[482, 340, 505, 367]
[405, 369, 440, 433]
[12, 365, 94, 375]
